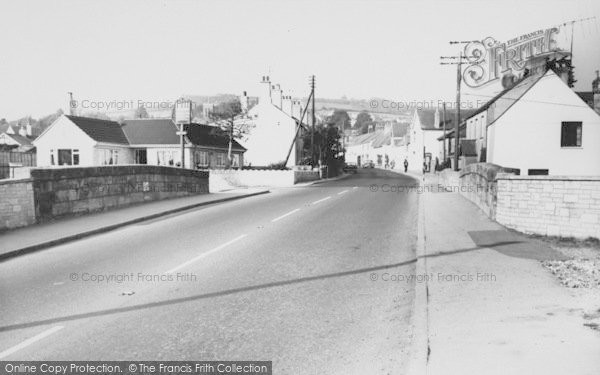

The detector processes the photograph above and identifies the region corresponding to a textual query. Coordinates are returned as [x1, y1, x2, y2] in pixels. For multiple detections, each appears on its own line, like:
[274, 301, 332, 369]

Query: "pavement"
[0, 169, 420, 374]
[415, 178, 600, 375]
[0, 188, 270, 260]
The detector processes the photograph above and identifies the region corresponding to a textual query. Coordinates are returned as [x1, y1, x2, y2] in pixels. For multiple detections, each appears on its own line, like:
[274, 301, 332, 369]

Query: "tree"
[208, 99, 253, 168]
[354, 111, 374, 134]
[134, 105, 149, 119]
[327, 109, 351, 132]
[300, 120, 343, 167]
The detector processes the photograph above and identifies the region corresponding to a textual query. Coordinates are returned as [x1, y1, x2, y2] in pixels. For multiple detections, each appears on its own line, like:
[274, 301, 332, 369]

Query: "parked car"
[362, 160, 375, 168]
[343, 162, 358, 174]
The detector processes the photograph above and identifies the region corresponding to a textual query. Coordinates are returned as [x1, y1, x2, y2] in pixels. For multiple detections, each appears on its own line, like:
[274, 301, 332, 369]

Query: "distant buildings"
[345, 121, 408, 168]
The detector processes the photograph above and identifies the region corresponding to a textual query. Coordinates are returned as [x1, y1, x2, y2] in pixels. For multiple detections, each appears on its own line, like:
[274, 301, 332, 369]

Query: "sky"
[0, 0, 599, 119]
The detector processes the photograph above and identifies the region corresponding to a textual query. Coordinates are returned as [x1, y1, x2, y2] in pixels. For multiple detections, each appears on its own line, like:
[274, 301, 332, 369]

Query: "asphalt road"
[0, 168, 419, 374]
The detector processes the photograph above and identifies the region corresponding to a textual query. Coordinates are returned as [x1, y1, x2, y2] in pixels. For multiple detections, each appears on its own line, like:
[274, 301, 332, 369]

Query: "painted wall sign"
[463, 26, 571, 89]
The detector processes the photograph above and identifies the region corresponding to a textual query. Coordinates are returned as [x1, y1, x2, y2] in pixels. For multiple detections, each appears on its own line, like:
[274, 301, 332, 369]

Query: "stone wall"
[457, 163, 517, 218]
[495, 176, 600, 239]
[0, 165, 209, 229]
[438, 164, 600, 239]
[0, 178, 35, 229]
[31, 166, 208, 222]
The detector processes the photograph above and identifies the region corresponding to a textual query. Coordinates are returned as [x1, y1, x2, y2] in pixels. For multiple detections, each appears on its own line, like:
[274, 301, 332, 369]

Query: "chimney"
[26, 122, 32, 137]
[292, 100, 303, 121]
[272, 84, 283, 109]
[282, 95, 293, 116]
[240, 91, 249, 113]
[260, 76, 272, 105]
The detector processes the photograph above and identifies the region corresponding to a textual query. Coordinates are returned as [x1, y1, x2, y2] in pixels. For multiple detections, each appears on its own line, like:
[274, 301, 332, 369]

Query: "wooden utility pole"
[68, 92, 75, 115]
[175, 99, 189, 168]
[441, 44, 472, 171]
[309, 75, 316, 167]
[442, 102, 447, 162]
[454, 54, 462, 171]
[284, 90, 313, 166]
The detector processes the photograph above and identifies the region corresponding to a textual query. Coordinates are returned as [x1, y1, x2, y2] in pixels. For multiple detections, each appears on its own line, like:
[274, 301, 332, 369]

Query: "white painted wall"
[244, 100, 298, 167]
[33, 116, 96, 166]
[488, 71, 600, 176]
[466, 112, 487, 161]
[406, 111, 443, 169]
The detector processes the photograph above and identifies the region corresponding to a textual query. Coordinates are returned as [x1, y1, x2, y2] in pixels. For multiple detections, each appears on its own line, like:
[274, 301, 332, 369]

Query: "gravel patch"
[539, 237, 600, 289]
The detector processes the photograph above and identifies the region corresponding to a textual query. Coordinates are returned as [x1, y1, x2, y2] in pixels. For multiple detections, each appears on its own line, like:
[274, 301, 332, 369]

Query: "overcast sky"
[1, 0, 599, 119]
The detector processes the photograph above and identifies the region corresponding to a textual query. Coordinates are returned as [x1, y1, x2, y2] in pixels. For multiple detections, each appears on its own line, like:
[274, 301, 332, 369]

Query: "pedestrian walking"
[403, 158, 408, 173]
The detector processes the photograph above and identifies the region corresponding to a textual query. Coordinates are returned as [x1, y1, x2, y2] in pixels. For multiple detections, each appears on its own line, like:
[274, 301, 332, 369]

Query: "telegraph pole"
[175, 98, 189, 168]
[442, 102, 447, 162]
[68, 92, 75, 115]
[441, 42, 474, 171]
[454, 54, 462, 171]
[309, 75, 316, 167]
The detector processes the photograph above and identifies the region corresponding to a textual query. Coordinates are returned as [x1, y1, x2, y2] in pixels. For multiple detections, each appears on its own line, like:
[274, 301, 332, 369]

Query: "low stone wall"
[457, 163, 515, 218]
[0, 165, 209, 229]
[0, 178, 35, 229]
[496, 176, 600, 239]
[438, 163, 600, 239]
[209, 169, 319, 191]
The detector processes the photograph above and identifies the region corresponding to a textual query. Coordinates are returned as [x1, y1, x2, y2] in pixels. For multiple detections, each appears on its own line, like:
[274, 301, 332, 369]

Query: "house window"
[58, 149, 72, 165]
[232, 153, 240, 167]
[216, 152, 225, 167]
[50, 149, 55, 166]
[528, 169, 549, 176]
[102, 149, 119, 165]
[73, 149, 80, 165]
[195, 151, 209, 167]
[561, 122, 582, 147]
[134, 149, 147, 164]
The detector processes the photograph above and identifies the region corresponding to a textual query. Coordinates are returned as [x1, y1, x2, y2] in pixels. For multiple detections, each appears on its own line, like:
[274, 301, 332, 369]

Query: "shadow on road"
[0, 258, 418, 333]
[0, 235, 548, 333]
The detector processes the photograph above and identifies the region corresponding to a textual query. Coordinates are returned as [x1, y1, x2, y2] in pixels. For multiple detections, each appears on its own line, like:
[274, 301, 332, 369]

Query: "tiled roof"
[6, 133, 33, 146]
[66, 115, 129, 145]
[347, 131, 381, 146]
[416, 108, 477, 130]
[122, 119, 180, 145]
[371, 132, 391, 148]
[184, 123, 246, 151]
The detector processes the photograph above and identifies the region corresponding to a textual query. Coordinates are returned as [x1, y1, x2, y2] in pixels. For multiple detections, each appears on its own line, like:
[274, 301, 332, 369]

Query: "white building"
[344, 122, 408, 168]
[407, 108, 467, 172]
[34, 115, 132, 167]
[464, 69, 600, 176]
[34, 115, 245, 169]
[243, 76, 305, 167]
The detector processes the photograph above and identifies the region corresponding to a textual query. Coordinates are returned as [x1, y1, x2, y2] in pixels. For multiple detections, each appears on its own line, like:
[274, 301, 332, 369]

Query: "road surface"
[0, 168, 419, 374]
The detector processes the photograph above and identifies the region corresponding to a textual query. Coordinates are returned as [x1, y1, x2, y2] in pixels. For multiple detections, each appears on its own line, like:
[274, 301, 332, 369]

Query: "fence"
[0, 151, 36, 179]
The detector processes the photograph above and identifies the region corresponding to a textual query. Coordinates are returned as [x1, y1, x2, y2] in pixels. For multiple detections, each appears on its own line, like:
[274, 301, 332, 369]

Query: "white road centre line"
[337, 190, 349, 195]
[164, 234, 248, 274]
[312, 196, 331, 205]
[0, 326, 64, 359]
[271, 208, 301, 223]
